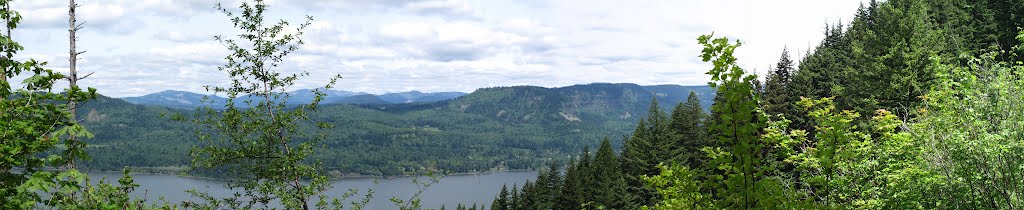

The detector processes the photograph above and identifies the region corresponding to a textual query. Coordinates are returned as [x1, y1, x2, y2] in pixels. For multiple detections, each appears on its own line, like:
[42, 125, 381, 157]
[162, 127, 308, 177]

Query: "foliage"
[177, 0, 345, 209]
[644, 31, 945, 209]
[698, 33, 777, 208]
[641, 164, 711, 210]
[643, 17, 1024, 210]
[914, 50, 1024, 209]
[0, 0, 143, 208]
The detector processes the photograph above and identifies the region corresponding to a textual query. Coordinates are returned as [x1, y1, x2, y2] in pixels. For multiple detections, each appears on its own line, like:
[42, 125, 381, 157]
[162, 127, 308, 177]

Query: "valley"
[78, 83, 713, 177]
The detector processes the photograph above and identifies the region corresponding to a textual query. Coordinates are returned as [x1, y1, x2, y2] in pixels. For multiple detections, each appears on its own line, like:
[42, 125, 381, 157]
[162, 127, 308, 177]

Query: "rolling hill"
[121, 90, 228, 110]
[80, 83, 714, 176]
[121, 89, 468, 109]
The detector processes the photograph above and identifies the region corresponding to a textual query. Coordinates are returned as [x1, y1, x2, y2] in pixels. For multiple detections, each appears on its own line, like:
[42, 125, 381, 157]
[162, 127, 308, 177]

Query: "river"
[88, 171, 538, 209]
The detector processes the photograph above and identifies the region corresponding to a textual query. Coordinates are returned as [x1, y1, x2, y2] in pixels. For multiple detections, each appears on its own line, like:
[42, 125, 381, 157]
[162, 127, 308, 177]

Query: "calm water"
[88, 171, 537, 209]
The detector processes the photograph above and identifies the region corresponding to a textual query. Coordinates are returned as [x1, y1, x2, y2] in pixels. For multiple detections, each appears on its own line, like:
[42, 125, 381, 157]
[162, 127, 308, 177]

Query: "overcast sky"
[13, 0, 865, 97]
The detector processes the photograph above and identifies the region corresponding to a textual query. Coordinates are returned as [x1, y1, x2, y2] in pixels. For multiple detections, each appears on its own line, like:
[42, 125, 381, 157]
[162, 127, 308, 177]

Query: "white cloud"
[15, 0, 217, 33]
[375, 21, 553, 61]
[400, 0, 477, 20]
[153, 30, 214, 43]
[145, 41, 228, 66]
[10, 0, 866, 97]
[136, 0, 215, 17]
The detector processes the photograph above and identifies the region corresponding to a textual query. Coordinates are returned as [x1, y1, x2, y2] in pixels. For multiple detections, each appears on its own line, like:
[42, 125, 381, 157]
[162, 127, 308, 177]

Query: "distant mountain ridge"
[121, 90, 228, 110]
[122, 89, 468, 109]
[336, 94, 390, 105]
[83, 83, 715, 176]
[440, 83, 713, 124]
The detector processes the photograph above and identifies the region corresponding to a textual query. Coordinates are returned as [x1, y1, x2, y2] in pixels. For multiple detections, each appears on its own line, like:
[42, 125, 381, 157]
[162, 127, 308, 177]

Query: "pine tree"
[530, 169, 554, 209]
[842, 0, 940, 118]
[556, 158, 583, 210]
[669, 91, 708, 169]
[620, 99, 676, 206]
[622, 118, 651, 172]
[509, 184, 521, 210]
[764, 48, 796, 122]
[519, 181, 537, 210]
[591, 138, 630, 209]
[491, 185, 510, 210]
[790, 22, 851, 138]
[541, 162, 562, 209]
[577, 146, 594, 204]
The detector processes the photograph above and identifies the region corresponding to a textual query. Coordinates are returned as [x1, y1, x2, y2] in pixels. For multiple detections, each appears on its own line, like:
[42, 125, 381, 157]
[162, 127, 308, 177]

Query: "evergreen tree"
[764, 48, 796, 122]
[541, 162, 562, 209]
[532, 169, 550, 209]
[620, 118, 653, 182]
[491, 185, 510, 210]
[790, 22, 851, 137]
[577, 146, 594, 204]
[669, 91, 708, 169]
[590, 138, 630, 209]
[842, 0, 940, 118]
[509, 184, 521, 210]
[557, 158, 584, 210]
[518, 181, 537, 210]
[620, 99, 677, 206]
[983, 0, 1024, 62]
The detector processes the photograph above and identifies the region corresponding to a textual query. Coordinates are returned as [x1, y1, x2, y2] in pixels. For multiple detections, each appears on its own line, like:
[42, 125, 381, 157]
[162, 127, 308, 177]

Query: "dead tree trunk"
[67, 0, 84, 169]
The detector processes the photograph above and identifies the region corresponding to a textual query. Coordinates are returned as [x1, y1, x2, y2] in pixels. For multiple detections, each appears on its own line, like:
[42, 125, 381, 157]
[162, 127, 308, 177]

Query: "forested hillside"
[483, 0, 1024, 209]
[79, 83, 714, 176]
[5, 0, 1023, 209]
[122, 89, 468, 109]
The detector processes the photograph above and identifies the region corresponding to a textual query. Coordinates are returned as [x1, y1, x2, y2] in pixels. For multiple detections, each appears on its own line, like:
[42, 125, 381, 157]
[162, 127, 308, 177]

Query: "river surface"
[89, 171, 537, 209]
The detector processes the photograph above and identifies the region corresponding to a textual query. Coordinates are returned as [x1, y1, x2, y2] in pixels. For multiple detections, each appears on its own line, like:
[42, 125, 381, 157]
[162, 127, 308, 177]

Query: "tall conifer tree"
[764, 48, 796, 121]
[669, 91, 708, 169]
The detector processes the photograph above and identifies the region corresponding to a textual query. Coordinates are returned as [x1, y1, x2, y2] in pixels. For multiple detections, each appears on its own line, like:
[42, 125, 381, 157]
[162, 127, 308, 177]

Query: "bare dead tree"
[66, 0, 91, 169]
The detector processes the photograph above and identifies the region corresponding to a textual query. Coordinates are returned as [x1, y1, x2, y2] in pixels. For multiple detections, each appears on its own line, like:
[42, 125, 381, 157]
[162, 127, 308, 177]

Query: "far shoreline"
[80, 168, 539, 182]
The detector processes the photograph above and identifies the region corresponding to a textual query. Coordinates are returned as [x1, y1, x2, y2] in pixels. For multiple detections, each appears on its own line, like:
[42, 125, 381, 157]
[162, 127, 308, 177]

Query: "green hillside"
[78, 83, 714, 176]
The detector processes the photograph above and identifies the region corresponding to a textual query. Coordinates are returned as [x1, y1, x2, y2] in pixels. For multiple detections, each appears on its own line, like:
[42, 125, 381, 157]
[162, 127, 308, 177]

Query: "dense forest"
[74, 83, 714, 177]
[2, 0, 1024, 209]
[120, 89, 470, 110]
[482, 0, 1024, 209]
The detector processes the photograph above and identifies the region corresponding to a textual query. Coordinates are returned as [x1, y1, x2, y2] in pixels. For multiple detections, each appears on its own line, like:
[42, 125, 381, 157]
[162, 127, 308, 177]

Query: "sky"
[12, 0, 866, 97]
